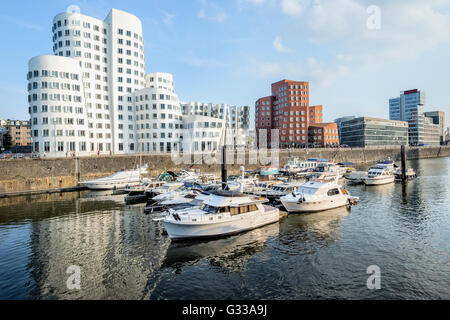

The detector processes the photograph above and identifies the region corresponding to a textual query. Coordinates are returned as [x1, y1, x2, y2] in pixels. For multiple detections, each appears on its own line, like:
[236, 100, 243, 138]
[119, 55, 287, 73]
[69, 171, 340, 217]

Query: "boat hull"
[80, 180, 141, 190]
[281, 196, 349, 213]
[162, 210, 280, 240]
[363, 176, 395, 186]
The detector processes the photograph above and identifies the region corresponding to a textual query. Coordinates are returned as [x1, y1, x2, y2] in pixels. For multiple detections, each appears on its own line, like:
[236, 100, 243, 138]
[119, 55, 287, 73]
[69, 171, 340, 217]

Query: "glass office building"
[340, 117, 409, 147]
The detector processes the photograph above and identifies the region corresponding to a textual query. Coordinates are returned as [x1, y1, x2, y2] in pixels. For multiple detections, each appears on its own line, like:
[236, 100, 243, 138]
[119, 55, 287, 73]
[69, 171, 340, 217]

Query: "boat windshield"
[201, 204, 220, 214]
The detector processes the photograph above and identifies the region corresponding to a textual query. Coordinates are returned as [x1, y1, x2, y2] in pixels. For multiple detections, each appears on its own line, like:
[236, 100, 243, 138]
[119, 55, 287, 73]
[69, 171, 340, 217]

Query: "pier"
[0, 146, 449, 196]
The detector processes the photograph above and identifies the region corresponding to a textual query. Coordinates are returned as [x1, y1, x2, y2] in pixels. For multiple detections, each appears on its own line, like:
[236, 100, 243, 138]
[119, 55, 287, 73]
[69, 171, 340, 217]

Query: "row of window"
[28, 82, 81, 92]
[28, 93, 82, 103]
[27, 70, 79, 80]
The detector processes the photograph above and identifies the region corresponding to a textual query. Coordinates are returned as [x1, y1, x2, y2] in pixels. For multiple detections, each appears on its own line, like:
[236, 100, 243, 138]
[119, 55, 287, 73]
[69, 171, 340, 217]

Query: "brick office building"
[308, 122, 339, 147]
[255, 80, 330, 148]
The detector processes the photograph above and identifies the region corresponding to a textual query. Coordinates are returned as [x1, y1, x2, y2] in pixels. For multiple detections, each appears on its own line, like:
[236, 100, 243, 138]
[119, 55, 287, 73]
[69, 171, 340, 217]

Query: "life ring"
[342, 188, 348, 195]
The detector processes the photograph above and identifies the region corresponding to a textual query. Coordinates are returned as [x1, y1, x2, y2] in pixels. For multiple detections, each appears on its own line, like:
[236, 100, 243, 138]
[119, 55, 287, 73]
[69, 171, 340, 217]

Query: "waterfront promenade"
[0, 146, 449, 196]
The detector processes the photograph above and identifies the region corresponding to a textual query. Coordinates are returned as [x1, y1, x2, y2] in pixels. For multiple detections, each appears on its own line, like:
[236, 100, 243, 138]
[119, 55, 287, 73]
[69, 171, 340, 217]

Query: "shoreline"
[0, 146, 449, 197]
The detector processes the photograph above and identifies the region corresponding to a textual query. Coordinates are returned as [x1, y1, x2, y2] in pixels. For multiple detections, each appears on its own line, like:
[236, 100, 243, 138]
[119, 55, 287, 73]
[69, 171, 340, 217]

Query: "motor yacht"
[344, 171, 367, 185]
[145, 182, 185, 199]
[281, 158, 318, 175]
[280, 176, 359, 213]
[79, 167, 146, 190]
[363, 166, 395, 185]
[154, 190, 280, 241]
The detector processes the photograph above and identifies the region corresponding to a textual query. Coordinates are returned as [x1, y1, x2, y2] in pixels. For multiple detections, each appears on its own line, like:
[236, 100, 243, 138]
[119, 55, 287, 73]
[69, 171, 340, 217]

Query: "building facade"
[255, 80, 326, 148]
[28, 9, 146, 157]
[340, 117, 409, 148]
[308, 123, 339, 147]
[133, 73, 183, 153]
[1, 120, 32, 148]
[181, 102, 250, 152]
[424, 111, 446, 144]
[389, 89, 441, 146]
[335, 116, 356, 144]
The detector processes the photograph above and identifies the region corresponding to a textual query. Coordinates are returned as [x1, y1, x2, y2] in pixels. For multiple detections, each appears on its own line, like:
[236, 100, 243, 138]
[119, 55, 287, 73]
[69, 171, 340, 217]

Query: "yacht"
[281, 158, 317, 174]
[145, 182, 185, 199]
[79, 167, 146, 190]
[155, 190, 280, 241]
[280, 177, 359, 213]
[363, 166, 395, 185]
[394, 168, 417, 180]
[344, 171, 367, 185]
[254, 182, 305, 202]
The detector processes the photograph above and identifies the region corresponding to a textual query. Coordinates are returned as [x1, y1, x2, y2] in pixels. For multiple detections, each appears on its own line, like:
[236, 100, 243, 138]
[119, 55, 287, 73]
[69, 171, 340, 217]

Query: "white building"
[28, 9, 146, 156]
[181, 103, 250, 152]
[133, 73, 183, 153]
[27, 8, 251, 158]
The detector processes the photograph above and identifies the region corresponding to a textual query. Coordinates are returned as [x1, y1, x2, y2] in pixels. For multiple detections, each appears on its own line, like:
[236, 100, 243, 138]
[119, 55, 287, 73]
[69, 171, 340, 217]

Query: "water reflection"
[161, 222, 280, 274]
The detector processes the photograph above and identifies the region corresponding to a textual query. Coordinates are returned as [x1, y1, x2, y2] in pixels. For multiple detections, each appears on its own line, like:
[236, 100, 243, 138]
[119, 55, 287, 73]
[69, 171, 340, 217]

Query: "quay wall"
[0, 146, 449, 195]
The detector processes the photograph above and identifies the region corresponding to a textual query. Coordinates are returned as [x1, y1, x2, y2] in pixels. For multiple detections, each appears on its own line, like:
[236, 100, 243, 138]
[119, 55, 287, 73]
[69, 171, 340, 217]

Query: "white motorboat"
[253, 181, 305, 201]
[280, 176, 359, 213]
[309, 162, 343, 178]
[344, 171, 367, 185]
[155, 190, 280, 240]
[394, 168, 417, 180]
[281, 158, 318, 174]
[79, 167, 146, 190]
[145, 182, 185, 199]
[363, 166, 395, 185]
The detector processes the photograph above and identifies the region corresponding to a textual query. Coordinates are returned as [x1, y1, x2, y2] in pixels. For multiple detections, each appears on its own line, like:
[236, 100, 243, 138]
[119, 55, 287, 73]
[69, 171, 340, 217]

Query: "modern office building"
[335, 116, 356, 144]
[423, 116, 441, 146]
[308, 123, 339, 147]
[255, 80, 326, 148]
[181, 102, 250, 152]
[340, 117, 409, 147]
[27, 9, 146, 157]
[389, 89, 441, 146]
[424, 111, 446, 144]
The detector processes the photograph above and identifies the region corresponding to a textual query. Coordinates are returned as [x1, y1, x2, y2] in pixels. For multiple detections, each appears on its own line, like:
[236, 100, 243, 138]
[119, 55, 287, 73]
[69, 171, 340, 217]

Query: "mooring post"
[221, 144, 227, 190]
[401, 145, 406, 181]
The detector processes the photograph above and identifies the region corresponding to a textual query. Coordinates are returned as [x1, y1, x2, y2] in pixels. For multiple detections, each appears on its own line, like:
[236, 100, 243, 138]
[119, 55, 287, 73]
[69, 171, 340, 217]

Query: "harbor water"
[0, 158, 449, 300]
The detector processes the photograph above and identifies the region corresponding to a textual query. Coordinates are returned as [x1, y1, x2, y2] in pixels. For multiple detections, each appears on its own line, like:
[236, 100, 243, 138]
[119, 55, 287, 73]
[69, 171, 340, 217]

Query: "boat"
[280, 175, 359, 213]
[363, 166, 395, 185]
[154, 190, 280, 241]
[344, 171, 367, 185]
[145, 182, 185, 200]
[260, 166, 280, 176]
[394, 168, 417, 181]
[79, 167, 146, 190]
[253, 181, 305, 202]
[281, 158, 318, 175]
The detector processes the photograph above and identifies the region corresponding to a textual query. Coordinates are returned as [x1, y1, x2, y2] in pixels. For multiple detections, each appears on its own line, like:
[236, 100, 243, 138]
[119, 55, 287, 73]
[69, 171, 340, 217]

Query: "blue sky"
[1, 0, 449, 128]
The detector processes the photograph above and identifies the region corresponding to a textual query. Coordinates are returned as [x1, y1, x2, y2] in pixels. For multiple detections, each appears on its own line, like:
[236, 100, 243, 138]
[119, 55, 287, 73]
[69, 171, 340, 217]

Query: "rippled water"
[0, 158, 449, 300]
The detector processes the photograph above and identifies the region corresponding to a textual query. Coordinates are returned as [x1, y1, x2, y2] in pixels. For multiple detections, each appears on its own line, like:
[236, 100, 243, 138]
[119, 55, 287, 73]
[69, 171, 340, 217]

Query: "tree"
[2, 132, 12, 151]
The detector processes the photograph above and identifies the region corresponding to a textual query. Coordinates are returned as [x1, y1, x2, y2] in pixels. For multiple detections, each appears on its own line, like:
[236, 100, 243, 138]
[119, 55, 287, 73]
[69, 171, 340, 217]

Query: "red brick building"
[309, 105, 323, 125]
[308, 123, 339, 147]
[255, 80, 332, 148]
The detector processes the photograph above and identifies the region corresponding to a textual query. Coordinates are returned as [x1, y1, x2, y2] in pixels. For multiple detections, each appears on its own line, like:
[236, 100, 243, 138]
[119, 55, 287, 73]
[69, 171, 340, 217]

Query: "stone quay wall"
[0, 146, 449, 195]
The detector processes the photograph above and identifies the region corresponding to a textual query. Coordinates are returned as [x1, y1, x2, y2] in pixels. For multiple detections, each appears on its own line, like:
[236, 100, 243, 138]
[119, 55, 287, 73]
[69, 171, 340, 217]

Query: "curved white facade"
[29, 9, 147, 157]
[133, 73, 183, 152]
[27, 55, 87, 156]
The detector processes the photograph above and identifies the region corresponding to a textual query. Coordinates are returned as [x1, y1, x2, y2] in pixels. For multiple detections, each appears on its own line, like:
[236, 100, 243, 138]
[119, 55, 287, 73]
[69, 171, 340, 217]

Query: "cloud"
[198, 0, 228, 23]
[162, 11, 176, 26]
[273, 36, 293, 53]
[280, 0, 308, 16]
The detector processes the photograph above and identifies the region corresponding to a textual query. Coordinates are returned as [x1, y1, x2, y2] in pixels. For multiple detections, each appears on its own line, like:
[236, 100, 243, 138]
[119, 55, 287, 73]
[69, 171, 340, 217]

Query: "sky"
[0, 0, 449, 129]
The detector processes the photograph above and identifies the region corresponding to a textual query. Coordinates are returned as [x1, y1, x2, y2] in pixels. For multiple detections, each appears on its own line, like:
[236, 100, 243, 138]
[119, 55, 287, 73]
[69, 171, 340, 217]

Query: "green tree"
[3, 132, 12, 151]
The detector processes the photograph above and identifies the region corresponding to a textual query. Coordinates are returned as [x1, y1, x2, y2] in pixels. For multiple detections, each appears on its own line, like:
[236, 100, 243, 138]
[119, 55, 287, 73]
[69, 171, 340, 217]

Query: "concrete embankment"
[0, 146, 449, 196]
